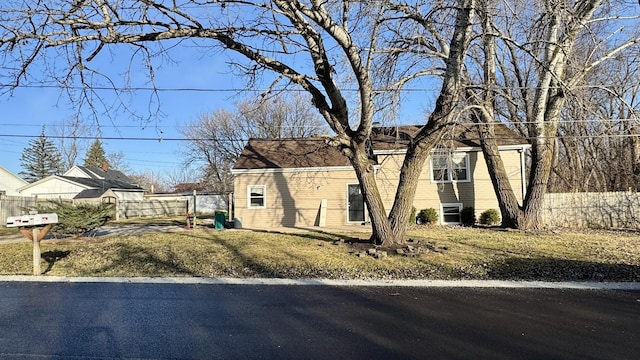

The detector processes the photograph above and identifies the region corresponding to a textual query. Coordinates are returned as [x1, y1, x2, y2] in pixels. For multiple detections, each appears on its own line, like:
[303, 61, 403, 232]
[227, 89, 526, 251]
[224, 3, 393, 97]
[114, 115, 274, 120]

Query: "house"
[0, 165, 28, 196]
[231, 124, 530, 229]
[17, 165, 144, 201]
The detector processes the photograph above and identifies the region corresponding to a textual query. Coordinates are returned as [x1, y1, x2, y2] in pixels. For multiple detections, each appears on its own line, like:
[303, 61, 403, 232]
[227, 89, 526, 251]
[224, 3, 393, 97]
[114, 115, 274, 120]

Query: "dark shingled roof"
[371, 123, 527, 150]
[233, 138, 351, 170]
[61, 176, 143, 191]
[76, 166, 134, 183]
[233, 124, 527, 170]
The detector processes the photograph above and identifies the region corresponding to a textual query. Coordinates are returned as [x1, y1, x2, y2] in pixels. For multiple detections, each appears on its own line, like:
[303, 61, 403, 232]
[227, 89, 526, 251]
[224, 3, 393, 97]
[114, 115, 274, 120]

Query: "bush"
[36, 200, 114, 235]
[479, 209, 501, 225]
[460, 207, 476, 226]
[416, 208, 439, 225]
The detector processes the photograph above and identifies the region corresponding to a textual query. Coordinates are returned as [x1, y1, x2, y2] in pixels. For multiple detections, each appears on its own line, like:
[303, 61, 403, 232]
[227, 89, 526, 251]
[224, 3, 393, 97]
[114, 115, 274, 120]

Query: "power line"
[0, 134, 182, 141]
[1, 131, 638, 143]
[1, 83, 638, 93]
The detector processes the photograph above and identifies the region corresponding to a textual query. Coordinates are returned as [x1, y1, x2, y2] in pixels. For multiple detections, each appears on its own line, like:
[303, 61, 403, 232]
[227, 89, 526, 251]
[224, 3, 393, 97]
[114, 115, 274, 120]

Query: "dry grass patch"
[0, 227, 20, 237]
[0, 226, 638, 281]
[407, 227, 640, 280]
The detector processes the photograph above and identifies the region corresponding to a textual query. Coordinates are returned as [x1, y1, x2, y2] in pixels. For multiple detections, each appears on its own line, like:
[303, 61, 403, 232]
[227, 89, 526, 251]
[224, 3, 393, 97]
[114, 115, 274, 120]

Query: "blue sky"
[0, 42, 430, 182]
[0, 44, 264, 179]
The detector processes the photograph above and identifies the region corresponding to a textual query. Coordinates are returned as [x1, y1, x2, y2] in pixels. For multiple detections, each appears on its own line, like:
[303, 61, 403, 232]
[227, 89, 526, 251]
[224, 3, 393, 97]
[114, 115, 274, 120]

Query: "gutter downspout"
[519, 146, 527, 200]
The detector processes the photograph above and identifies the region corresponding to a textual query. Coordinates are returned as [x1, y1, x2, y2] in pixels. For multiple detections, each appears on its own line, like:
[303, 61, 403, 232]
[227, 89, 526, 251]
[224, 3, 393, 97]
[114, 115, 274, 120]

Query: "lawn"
[0, 226, 638, 281]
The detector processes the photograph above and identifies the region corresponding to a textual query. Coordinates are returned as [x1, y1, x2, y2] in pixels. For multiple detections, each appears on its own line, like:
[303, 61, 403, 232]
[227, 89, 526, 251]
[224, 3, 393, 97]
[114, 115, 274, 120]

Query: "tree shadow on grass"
[41, 250, 71, 274]
[487, 257, 640, 281]
[92, 244, 197, 276]
[241, 227, 370, 245]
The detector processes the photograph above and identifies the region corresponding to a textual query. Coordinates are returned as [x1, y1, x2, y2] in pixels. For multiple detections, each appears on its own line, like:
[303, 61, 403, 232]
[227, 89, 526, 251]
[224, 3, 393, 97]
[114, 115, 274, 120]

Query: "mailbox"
[6, 213, 59, 227]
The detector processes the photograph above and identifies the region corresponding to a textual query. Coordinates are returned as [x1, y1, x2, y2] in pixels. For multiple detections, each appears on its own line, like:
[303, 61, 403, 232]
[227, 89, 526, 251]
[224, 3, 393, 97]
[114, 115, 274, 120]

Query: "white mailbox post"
[7, 212, 58, 275]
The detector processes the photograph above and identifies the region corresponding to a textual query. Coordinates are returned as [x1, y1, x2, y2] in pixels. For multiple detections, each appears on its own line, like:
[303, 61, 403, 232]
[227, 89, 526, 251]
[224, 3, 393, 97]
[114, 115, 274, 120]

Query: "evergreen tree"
[84, 139, 108, 168]
[19, 126, 63, 182]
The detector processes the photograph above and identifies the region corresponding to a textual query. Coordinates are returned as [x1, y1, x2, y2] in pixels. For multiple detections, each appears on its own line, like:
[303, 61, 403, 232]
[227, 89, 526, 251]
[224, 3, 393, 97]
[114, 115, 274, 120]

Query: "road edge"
[1, 275, 639, 289]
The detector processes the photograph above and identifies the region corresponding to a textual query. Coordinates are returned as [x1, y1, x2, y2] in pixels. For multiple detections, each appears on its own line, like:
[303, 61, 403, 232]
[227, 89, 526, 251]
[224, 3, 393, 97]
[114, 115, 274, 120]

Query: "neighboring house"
[0, 165, 28, 196]
[231, 124, 530, 229]
[17, 166, 144, 201]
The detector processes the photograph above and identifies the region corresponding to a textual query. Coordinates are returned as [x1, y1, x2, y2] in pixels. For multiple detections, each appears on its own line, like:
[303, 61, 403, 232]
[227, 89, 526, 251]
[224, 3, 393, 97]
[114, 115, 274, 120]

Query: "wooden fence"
[543, 191, 640, 229]
[116, 199, 188, 219]
[0, 195, 37, 223]
[1, 195, 228, 226]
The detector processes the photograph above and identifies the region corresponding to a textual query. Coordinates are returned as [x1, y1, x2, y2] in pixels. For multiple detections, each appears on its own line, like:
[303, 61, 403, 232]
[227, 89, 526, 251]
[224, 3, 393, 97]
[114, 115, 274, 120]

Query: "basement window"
[440, 203, 463, 225]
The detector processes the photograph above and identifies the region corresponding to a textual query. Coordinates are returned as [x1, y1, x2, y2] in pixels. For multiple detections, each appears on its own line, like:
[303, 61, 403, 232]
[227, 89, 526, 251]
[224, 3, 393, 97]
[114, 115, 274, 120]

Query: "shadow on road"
[487, 257, 640, 281]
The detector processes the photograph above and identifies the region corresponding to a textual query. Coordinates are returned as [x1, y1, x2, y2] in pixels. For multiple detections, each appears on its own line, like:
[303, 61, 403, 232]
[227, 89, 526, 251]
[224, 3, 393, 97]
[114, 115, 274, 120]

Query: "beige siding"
[234, 148, 526, 228]
[233, 169, 360, 228]
[376, 149, 525, 223]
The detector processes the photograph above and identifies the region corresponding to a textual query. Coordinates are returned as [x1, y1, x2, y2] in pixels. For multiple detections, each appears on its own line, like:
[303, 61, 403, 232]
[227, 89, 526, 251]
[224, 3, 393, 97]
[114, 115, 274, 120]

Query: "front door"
[347, 184, 365, 223]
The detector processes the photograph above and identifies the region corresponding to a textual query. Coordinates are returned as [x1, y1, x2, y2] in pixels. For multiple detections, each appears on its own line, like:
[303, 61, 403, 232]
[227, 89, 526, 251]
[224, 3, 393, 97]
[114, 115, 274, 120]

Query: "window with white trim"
[247, 185, 266, 209]
[440, 203, 463, 224]
[430, 153, 470, 182]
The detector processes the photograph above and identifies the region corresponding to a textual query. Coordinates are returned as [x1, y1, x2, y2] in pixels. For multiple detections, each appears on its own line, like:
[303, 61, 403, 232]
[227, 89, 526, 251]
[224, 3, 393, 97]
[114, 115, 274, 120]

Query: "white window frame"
[247, 185, 266, 209]
[430, 153, 471, 183]
[440, 203, 463, 225]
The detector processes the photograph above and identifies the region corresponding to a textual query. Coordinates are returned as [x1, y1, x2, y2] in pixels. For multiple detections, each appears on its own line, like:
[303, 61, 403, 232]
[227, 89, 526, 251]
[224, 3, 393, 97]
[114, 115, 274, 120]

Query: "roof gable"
[0, 164, 29, 195]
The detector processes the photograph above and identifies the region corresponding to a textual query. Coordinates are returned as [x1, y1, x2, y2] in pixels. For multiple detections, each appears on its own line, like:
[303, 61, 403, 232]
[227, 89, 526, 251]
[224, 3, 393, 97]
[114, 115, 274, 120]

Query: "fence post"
[193, 190, 197, 229]
[0, 192, 5, 226]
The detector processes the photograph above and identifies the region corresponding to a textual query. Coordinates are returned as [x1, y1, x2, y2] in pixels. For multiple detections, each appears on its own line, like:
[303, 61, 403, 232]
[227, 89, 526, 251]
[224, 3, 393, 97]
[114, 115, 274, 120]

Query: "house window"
[441, 203, 463, 224]
[247, 185, 266, 209]
[431, 153, 470, 182]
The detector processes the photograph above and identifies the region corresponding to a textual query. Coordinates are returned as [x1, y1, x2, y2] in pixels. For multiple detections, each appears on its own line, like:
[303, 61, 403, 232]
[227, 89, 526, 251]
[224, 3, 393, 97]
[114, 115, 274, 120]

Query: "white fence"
[543, 191, 640, 229]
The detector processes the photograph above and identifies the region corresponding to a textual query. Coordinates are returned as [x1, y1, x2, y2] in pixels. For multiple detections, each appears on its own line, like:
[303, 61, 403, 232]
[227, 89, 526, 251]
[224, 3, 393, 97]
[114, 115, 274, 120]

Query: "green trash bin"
[214, 210, 227, 229]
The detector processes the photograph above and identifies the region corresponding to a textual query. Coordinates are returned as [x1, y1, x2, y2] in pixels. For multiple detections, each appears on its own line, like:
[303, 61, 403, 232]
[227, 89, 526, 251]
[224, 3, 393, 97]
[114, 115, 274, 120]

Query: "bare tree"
[51, 116, 91, 171]
[106, 150, 132, 174]
[180, 92, 328, 193]
[0, 0, 475, 245]
[549, 54, 640, 193]
[465, 0, 640, 229]
[129, 171, 166, 194]
[162, 167, 202, 194]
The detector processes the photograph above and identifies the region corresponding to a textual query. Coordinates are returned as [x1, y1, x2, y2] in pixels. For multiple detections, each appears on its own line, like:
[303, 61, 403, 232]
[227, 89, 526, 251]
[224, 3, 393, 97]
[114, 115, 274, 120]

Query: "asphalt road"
[0, 281, 638, 359]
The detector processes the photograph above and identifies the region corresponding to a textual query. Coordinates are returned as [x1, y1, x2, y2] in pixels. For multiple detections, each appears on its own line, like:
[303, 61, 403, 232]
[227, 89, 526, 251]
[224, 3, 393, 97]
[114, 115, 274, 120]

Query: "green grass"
[0, 226, 638, 281]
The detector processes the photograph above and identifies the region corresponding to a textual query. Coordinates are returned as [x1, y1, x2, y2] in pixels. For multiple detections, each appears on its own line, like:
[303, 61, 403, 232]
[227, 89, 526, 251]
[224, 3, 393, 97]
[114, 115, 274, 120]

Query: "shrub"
[416, 208, 439, 225]
[479, 209, 501, 225]
[460, 207, 476, 226]
[35, 200, 114, 235]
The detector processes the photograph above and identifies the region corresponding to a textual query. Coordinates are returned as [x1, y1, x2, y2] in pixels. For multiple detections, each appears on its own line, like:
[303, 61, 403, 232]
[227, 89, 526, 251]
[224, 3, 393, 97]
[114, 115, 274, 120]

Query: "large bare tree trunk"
[470, 0, 609, 231]
[347, 143, 395, 245]
[471, 2, 524, 228]
[385, 0, 476, 245]
[477, 121, 524, 228]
